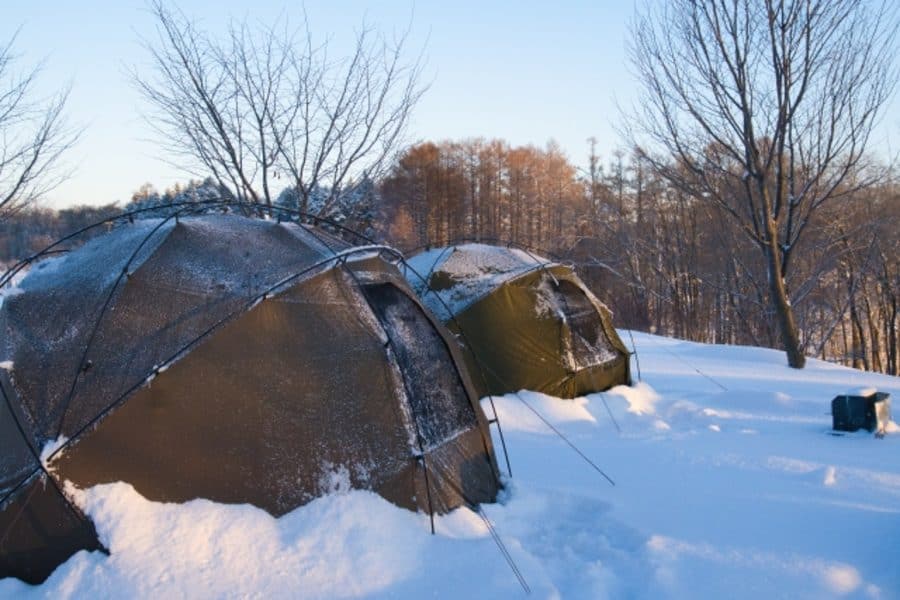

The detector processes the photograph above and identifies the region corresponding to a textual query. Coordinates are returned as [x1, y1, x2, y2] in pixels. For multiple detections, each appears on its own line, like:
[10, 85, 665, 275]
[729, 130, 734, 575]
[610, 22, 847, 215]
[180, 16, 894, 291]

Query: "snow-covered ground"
[2, 331, 898, 599]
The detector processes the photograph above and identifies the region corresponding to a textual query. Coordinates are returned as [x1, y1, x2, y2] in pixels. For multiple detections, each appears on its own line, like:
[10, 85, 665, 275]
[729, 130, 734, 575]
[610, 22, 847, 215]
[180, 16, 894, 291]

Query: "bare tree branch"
[0, 31, 79, 217]
[135, 1, 426, 214]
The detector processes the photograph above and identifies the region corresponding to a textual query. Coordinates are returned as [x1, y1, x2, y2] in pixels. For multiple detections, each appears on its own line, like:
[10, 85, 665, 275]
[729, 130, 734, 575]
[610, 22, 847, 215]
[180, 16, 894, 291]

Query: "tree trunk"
[765, 231, 806, 368]
[889, 295, 898, 375]
[849, 295, 868, 371]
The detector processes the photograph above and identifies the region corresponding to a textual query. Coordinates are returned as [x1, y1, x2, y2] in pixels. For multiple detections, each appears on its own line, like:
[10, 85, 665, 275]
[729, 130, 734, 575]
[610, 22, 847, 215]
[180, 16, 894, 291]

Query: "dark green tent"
[0, 216, 499, 584]
[404, 244, 631, 399]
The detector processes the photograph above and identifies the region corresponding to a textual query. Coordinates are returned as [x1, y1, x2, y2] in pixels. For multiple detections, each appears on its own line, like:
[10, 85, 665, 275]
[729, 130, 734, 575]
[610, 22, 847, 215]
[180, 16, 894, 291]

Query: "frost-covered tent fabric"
[404, 244, 631, 399]
[0, 216, 499, 584]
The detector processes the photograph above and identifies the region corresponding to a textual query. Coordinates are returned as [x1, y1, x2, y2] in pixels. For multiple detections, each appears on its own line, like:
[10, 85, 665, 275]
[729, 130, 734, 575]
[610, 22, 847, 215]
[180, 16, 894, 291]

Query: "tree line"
[376, 139, 585, 252]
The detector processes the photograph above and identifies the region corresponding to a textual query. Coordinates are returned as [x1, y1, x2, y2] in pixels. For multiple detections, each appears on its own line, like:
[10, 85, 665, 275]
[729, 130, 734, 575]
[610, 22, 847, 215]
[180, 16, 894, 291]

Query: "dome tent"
[0, 215, 500, 584]
[404, 243, 631, 399]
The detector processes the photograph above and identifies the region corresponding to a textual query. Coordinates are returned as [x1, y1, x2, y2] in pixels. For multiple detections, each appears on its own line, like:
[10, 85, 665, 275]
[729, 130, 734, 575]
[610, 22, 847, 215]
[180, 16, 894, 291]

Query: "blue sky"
[2, 1, 897, 208]
[0, 1, 638, 207]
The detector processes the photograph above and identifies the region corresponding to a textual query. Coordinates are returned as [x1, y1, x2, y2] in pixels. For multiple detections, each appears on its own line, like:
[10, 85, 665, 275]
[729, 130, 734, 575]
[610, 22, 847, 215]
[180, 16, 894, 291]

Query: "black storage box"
[831, 389, 891, 433]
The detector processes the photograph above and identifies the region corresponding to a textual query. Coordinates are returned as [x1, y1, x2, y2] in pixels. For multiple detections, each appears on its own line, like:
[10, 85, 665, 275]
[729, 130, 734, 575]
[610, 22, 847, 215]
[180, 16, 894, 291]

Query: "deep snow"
[2, 332, 899, 599]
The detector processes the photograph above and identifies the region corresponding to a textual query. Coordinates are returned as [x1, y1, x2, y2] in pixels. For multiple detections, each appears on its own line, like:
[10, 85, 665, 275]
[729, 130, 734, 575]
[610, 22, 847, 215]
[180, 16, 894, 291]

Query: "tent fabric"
[404, 244, 631, 399]
[0, 216, 499, 584]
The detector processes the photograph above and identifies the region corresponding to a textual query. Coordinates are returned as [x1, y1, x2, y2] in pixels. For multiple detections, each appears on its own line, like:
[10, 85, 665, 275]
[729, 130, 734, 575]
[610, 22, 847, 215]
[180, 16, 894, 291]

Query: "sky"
[0, 1, 639, 208]
[1, 1, 897, 209]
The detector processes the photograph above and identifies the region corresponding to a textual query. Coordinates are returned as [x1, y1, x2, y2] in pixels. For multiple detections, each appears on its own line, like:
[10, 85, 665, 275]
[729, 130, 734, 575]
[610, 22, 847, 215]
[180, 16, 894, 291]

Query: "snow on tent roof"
[404, 243, 555, 318]
[14, 216, 351, 300]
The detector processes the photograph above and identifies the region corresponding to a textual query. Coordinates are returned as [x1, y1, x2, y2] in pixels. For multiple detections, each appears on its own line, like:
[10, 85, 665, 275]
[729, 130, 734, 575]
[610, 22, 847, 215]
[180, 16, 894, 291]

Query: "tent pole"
[302, 227, 442, 536]
[400, 260, 514, 479]
[0, 378, 105, 553]
[43, 245, 401, 465]
[627, 329, 643, 382]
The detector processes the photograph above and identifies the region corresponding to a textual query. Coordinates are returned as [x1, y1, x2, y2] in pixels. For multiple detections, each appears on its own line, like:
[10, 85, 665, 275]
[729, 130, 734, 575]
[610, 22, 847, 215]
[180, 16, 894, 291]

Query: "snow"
[0, 362, 12, 371]
[0, 286, 22, 312]
[39, 436, 69, 470]
[846, 387, 878, 397]
[0, 263, 26, 311]
[57, 480, 426, 599]
[404, 244, 552, 318]
[3, 331, 900, 598]
[611, 381, 661, 416]
[485, 391, 597, 434]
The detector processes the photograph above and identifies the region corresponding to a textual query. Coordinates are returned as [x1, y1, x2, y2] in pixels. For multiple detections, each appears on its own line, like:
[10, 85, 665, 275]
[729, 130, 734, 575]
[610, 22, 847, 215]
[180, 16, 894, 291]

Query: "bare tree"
[624, 0, 899, 368]
[0, 32, 78, 218]
[137, 1, 425, 213]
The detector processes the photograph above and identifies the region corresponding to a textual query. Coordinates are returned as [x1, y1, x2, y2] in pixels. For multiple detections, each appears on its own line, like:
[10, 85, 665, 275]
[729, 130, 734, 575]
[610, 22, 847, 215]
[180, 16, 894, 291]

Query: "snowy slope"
[2, 332, 899, 599]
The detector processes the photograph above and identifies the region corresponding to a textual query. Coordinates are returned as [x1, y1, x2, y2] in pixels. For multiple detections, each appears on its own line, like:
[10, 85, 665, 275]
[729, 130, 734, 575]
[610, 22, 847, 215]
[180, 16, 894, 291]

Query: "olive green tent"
[0, 215, 499, 584]
[404, 243, 631, 399]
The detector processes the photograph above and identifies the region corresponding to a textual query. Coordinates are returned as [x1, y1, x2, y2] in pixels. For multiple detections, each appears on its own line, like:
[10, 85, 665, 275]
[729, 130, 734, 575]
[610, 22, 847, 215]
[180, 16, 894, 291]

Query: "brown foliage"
[377, 139, 587, 253]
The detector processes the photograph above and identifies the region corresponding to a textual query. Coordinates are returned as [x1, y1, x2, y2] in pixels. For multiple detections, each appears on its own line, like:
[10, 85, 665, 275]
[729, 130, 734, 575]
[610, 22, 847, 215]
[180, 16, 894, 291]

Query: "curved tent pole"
[626, 329, 643, 383]
[0, 373, 105, 554]
[296, 225, 440, 535]
[2, 206, 517, 523]
[299, 225, 515, 538]
[39, 244, 399, 468]
[53, 208, 196, 438]
[340, 259, 437, 535]
[2, 244, 403, 511]
[404, 237, 565, 264]
[49, 201, 372, 438]
[0, 199, 379, 289]
[2, 243, 405, 553]
[397, 260, 514, 480]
